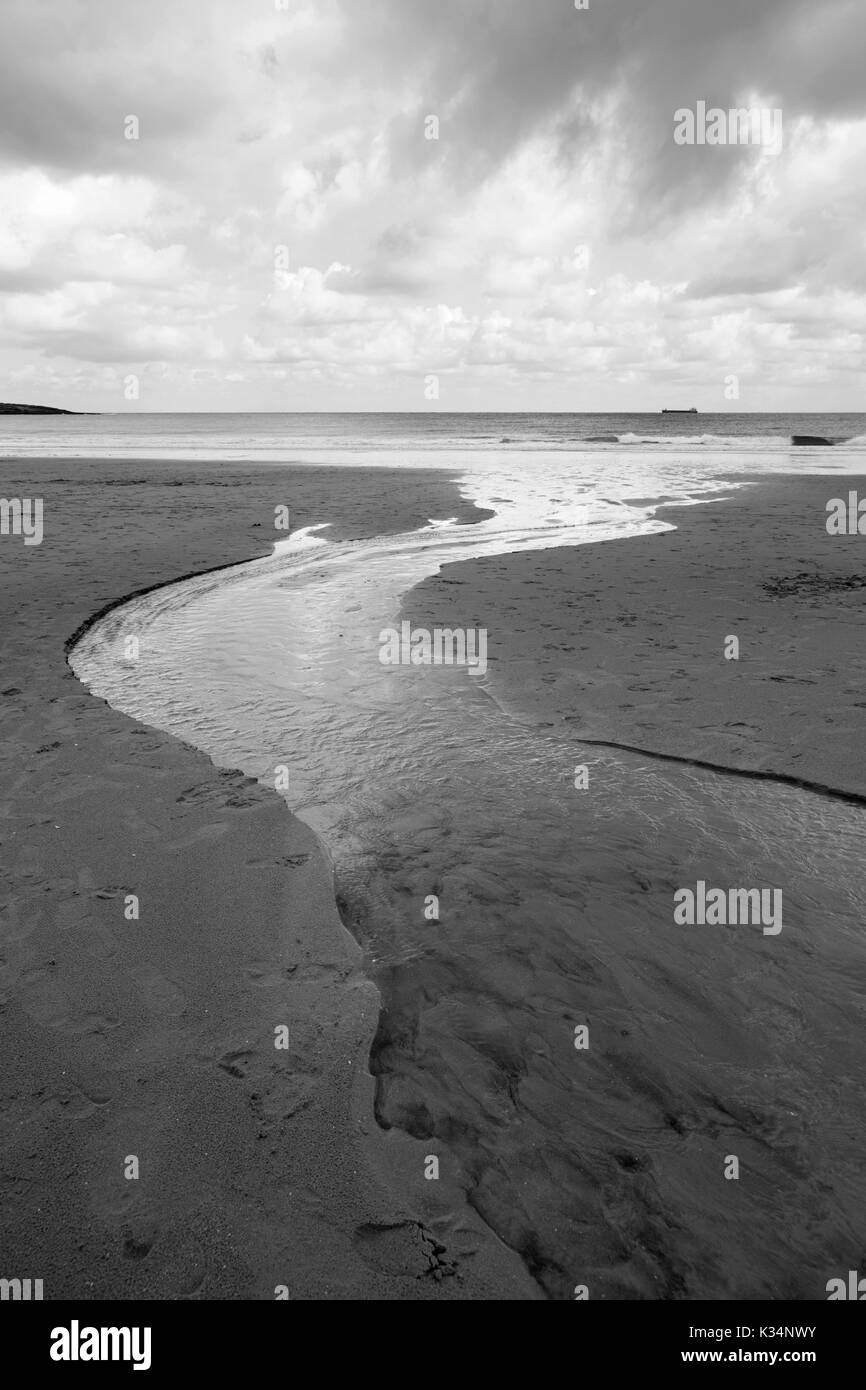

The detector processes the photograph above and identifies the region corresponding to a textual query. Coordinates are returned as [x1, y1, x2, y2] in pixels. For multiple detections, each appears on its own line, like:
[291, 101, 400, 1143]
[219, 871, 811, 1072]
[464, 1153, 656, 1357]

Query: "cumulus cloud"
[0, 0, 862, 407]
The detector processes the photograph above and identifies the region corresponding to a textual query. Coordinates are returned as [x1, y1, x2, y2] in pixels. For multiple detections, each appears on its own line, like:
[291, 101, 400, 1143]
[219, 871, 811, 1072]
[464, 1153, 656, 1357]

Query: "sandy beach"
[408, 474, 866, 800]
[2, 459, 864, 1301]
[0, 454, 534, 1301]
[366, 471, 866, 1299]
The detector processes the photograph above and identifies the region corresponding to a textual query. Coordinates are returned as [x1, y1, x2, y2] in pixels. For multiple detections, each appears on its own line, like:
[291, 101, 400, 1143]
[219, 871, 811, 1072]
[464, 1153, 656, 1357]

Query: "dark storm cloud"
[2, 0, 862, 201]
[332, 0, 865, 213]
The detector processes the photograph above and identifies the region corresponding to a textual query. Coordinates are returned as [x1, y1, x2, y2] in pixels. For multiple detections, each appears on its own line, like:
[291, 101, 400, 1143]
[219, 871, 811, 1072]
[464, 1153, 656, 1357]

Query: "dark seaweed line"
[574, 736, 866, 807]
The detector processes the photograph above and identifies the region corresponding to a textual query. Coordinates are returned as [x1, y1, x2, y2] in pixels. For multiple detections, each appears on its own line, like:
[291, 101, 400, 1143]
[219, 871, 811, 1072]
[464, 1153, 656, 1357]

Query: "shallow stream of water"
[70, 447, 866, 1298]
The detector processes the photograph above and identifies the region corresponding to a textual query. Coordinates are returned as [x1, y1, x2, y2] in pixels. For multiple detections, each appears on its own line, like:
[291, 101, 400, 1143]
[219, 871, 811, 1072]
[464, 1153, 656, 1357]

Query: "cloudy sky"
[0, 0, 864, 411]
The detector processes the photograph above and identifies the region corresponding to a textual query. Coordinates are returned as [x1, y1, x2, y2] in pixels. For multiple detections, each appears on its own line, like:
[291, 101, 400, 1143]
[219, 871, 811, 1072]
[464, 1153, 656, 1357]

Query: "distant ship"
[661, 407, 698, 414]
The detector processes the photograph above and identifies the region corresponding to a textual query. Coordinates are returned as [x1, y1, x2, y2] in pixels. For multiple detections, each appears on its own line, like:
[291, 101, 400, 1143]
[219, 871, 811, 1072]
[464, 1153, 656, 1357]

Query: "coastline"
[0, 454, 532, 1300]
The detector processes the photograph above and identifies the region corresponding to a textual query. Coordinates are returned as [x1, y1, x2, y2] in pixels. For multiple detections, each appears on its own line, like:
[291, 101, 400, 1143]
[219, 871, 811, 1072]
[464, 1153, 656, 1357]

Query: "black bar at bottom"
[1, 1299, 860, 1376]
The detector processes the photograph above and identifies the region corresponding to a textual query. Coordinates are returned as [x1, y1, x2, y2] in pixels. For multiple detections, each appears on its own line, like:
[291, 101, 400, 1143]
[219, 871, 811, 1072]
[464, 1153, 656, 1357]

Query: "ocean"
[2, 410, 866, 458]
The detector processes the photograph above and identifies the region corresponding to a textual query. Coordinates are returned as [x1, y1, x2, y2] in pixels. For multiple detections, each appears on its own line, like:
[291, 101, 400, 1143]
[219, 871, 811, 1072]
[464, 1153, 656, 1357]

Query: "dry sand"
[408, 474, 866, 800]
[0, 455, 535, 1300]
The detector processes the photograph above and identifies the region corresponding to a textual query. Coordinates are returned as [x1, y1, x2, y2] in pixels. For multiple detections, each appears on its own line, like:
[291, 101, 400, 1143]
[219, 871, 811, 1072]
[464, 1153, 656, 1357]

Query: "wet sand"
[407, 474, 866, 799]
[359, 471, 866, 1299]
[3, 460, 864, 1301]
[0, 455, 535, 1301]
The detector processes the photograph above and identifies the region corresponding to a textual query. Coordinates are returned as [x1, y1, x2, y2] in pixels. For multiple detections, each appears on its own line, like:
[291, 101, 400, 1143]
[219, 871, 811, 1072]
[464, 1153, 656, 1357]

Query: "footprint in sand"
[244, 960, 343, 988]
[38, 1078, 113, 1121]
[19, 966, 119, 1036]
[122, 1231, 154, 1260]
[79, 922, 120, 962]
[169, 822, 230, 850]
[217, 1047, 254, 1079]
[176, 772, 265, 810]
[129, 965, 187, 1019]
[213, 1042, 320, 1134]
[56, 878, 128, 951]
[249, 1075, 318, 1131]
[118, 809, 164, 842]
[150, 1235, 208, 1298]
[245, 853, 311, 869]
[352, 1220, 460, 1282]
